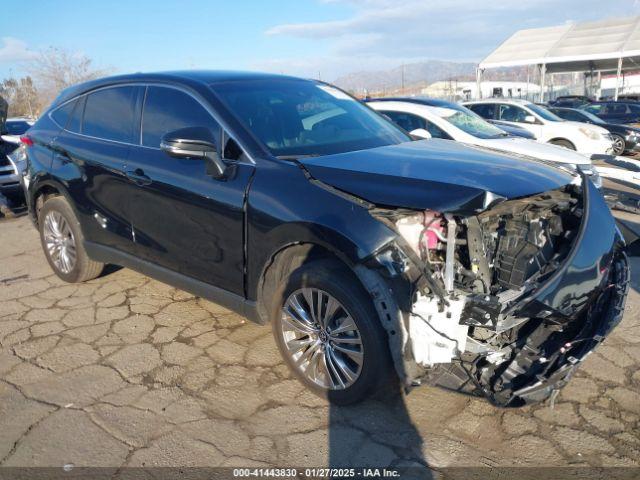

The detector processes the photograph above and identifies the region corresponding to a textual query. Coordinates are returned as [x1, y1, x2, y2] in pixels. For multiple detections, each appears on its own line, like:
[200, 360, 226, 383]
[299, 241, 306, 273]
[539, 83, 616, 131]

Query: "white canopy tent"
[477, 16, 640, 101]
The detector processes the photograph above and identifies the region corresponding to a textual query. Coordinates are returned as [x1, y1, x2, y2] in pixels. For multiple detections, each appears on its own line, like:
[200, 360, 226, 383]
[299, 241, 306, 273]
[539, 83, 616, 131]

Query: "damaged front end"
[364, 176, 629, 407]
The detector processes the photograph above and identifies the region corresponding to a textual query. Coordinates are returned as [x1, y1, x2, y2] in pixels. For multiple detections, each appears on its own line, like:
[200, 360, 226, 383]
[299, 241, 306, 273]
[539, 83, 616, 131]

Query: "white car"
[369, 98, 601, 187]
[463, 99, 613, 156]
[1, 117, 35, 145]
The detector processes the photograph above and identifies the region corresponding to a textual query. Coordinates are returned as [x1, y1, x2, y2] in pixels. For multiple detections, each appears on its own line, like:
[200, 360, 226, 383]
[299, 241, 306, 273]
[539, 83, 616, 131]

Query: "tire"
[610, 134, 626, 156]
[271, 259, 394, 405]
[549, 139, 576, 150]
[38, 196, 104, 283]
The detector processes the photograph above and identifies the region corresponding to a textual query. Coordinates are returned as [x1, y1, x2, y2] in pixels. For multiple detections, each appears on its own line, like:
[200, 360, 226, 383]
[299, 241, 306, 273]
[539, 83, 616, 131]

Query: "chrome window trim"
[48, 81, 256, 165]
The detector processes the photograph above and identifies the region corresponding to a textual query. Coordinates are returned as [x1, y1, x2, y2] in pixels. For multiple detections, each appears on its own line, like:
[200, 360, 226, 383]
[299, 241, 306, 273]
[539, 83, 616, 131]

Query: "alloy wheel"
[612, 136, 625, 156]
[43, 211, 77, 274]
[280, 288, 364, 390]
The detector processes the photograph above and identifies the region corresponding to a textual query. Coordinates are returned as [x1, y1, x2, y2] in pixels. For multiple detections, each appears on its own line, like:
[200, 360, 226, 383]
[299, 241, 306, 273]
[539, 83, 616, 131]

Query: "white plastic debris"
[409, 294, 468, 366]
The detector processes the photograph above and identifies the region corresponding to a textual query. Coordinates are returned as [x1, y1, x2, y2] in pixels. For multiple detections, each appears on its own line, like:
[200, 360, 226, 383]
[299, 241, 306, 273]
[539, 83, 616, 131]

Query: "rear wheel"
[39, 196, 104, 283]
[271, 259, 394, 405]
[549, 139, 576, 150]
[610, 134, 626, 156]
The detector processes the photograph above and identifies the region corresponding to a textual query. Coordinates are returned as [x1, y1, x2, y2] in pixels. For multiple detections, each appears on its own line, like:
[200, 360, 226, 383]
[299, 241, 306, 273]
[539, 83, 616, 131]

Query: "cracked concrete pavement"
[1, 215, 640, 470]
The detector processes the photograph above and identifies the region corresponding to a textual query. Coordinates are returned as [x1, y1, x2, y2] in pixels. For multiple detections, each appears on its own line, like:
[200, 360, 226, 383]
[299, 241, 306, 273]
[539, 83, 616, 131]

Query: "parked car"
[486, 119, 536, 139]
[581, 102, 640, 125]
[368, 98, 601, 187]
[617, 94, 640, 102]
[1, 117, 35, 145]
[464, 99, 614, 155]
[22, 71, 629, 406]
[548, 95, 593, 108]
[0, 141, 24, 201]
[549, 106, 640, 156]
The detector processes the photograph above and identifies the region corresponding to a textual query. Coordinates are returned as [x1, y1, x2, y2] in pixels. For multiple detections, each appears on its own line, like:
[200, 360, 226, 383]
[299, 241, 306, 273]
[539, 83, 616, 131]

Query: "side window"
[607, 104, 627, 115]
[499, 104, 528, 123]
[556, 110, 579, 121]
[468, 104, 495, 119]
[83, 86, 137, 142]
[384, 111, 427, 132]
[67, 96, 85, 133]
[423, 120, 451, 139]
[142, 86, 220, 148]
[51, 99, 77, 128]
[584, 104, 602, 114]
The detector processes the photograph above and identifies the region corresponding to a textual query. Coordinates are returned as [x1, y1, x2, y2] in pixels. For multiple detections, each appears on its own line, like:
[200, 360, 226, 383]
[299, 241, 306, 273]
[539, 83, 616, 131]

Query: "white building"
[420, 81, 540, 101]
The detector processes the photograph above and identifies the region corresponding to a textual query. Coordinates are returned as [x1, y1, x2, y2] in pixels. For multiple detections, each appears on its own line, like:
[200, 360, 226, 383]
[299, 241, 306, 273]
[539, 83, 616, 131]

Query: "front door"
[498, 104, 543, 139]
[126, 85, 254, 296]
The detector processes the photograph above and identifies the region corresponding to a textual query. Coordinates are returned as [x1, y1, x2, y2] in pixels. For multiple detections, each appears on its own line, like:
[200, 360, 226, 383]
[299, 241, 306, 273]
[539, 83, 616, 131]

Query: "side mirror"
[161, 126, 227, 179]
[524, 115, 537, 124]
[409, 128, 432, 140]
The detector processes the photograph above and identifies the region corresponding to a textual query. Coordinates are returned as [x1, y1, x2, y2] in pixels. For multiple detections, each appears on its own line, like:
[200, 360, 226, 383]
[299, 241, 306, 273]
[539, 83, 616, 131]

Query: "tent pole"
[476, 67, 483, 100]
[614, 57, 623, 101]
[539, 64, 546, 102]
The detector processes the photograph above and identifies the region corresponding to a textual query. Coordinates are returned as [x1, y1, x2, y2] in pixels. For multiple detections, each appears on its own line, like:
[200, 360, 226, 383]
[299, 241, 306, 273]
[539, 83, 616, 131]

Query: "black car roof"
[52, 70, 306, 107]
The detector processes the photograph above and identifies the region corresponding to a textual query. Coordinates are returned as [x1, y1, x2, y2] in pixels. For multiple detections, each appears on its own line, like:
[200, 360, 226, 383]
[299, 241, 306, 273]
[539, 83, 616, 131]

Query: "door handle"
[125, 168, 152, 186]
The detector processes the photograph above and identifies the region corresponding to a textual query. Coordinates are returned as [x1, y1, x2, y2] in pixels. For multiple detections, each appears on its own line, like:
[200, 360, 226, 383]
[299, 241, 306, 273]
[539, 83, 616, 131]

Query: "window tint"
[5, 121, 31, 135]
[384, 111, 427, 132]
[51, 99, 77, 128]
[607, 103, 628, 115]
[142, 87, 220, 148]
[499, 104, 528, 122]
[553, 109, 580, 121]
[67, 96, 84, 133]
[468, 104, 495, 119]
[83, 86, 137, 142]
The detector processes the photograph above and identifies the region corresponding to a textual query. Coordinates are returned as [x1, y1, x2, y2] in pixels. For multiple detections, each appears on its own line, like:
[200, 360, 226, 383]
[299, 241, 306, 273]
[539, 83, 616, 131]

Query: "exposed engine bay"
[368, 181, 627, 406]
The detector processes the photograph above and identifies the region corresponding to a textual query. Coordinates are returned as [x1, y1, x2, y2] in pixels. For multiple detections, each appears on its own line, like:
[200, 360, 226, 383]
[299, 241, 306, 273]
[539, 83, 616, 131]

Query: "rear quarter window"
[51, 100, 77, 129]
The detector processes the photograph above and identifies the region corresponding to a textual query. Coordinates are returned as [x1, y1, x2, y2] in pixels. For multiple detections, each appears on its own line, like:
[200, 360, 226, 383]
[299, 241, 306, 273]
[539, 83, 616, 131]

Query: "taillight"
[20, 135, 34, 146]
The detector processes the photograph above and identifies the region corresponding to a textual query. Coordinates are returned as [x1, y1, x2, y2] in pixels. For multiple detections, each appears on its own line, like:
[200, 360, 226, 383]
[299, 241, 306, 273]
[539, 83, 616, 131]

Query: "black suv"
[23, 71, 629, 405]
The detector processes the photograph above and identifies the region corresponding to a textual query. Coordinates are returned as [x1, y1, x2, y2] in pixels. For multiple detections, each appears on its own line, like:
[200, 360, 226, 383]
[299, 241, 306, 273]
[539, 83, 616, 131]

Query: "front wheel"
[271, 260, 394, 405]
[610, 134, 626, 156]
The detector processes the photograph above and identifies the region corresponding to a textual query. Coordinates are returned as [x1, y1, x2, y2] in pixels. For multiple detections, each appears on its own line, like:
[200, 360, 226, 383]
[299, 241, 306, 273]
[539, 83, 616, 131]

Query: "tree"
[0, 76, 39, 117]
[28, 47, 109, 107]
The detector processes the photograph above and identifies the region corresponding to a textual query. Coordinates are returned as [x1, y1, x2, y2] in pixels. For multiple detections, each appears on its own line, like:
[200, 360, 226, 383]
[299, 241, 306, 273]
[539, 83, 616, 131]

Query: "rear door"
[126, 85, 254, 295]
[52, 85, 139, 252]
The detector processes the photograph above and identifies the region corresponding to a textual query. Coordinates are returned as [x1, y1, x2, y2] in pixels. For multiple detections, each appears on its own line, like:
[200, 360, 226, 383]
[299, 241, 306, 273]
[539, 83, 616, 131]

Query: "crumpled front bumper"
[508, 250, 629, 404]
[488, 176, 630, 405]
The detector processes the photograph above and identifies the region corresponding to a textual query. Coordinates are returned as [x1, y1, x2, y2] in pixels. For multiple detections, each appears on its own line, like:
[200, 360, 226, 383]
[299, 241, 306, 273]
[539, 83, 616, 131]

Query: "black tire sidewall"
[271, 260, 392, 405]
[38, 197, 90, 283]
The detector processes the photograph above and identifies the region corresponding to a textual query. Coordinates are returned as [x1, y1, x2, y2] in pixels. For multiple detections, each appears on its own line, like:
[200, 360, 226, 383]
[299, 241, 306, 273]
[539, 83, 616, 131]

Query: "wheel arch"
[548, 137, 576, 150]
[256, 241, 359, 324]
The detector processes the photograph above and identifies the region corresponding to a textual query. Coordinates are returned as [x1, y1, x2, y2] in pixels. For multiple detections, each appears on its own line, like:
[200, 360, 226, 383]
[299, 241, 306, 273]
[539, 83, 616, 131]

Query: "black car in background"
[21, 71, 629, 406]
[549, 95, 593, 108]
[550, 106, 640, 156]
[582, 101, 640, 125]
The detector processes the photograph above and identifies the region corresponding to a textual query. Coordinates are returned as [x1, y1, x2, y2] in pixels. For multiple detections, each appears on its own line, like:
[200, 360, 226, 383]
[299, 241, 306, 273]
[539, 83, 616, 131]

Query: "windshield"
[527, 104, 563, 122]
[431, 106, 507, 139]
[211, 79, 409, 158]
[578, 110, 605, 124]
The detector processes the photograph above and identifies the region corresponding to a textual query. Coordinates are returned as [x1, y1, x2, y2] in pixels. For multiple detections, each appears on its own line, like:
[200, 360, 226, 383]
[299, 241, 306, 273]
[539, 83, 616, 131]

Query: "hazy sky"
[1, 0, 639, 81]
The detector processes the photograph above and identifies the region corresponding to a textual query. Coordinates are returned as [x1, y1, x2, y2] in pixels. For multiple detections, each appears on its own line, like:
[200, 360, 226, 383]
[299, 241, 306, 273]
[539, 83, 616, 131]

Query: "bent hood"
[486, 137, 592, 165]
[299, 139, 575, 212]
